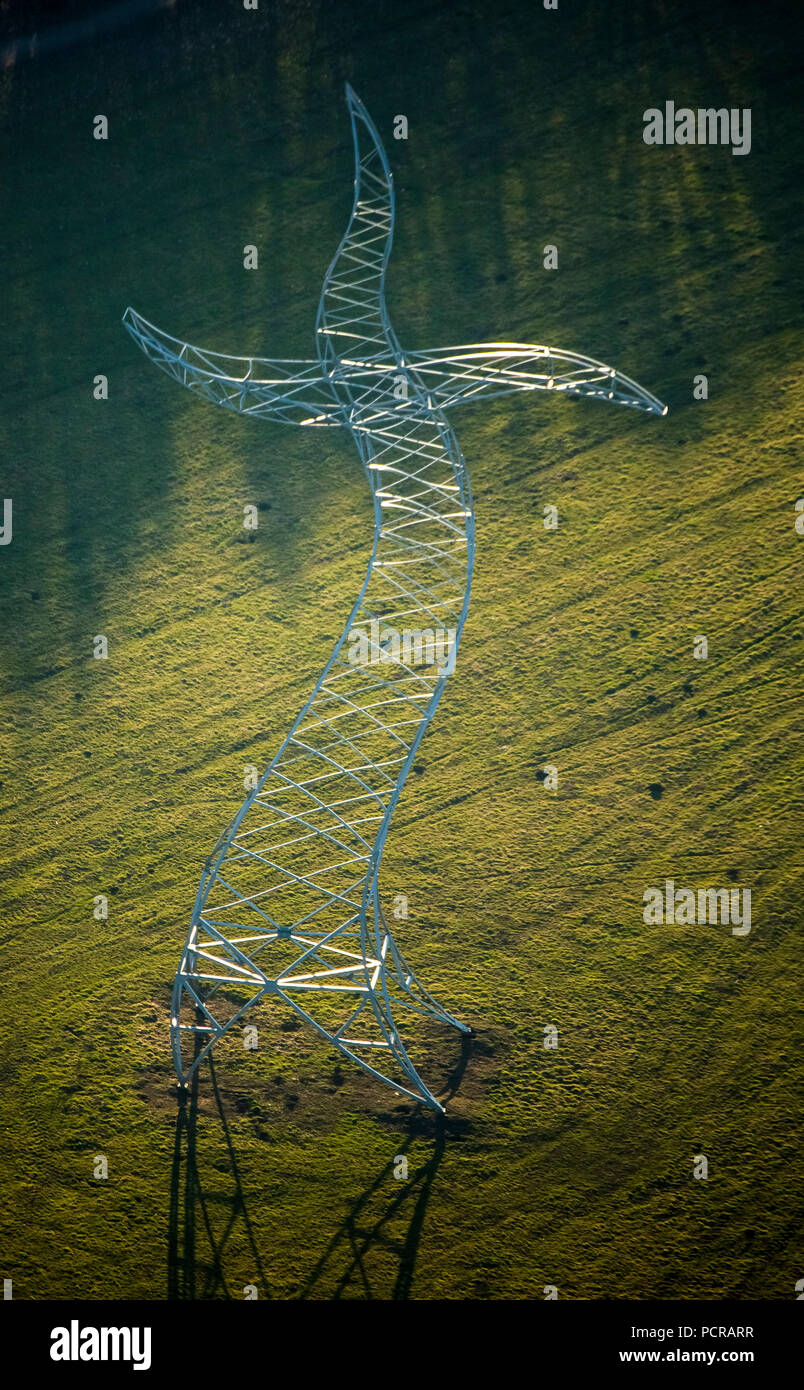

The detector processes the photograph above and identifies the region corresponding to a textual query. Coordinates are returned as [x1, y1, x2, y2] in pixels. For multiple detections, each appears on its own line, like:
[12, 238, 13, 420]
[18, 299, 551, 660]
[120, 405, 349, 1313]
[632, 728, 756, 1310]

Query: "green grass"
[0, 0, 802, 1299]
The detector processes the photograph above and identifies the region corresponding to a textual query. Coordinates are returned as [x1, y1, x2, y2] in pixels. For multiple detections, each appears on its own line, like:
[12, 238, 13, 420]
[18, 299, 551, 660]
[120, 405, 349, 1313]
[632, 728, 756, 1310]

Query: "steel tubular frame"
[124, 85, 665, 1112]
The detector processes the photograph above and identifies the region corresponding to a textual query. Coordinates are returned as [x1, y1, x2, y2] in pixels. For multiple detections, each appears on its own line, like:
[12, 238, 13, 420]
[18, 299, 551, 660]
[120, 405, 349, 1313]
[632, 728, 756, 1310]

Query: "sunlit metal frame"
[124, 85, 665, 1112]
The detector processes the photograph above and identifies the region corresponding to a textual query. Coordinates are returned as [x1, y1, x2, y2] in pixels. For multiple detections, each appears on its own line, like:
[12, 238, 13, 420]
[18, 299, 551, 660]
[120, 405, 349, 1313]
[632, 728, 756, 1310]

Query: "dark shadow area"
[167, 1056, 271, 1300]
[297, 1126, 446, 1300]
[167, 1036, 464, 1299]
[437, 1026, 473, 1109]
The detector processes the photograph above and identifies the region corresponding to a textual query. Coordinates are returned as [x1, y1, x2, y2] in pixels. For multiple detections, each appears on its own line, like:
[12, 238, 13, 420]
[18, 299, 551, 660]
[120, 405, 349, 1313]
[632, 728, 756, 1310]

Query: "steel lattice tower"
[124, 86, 666, 1111]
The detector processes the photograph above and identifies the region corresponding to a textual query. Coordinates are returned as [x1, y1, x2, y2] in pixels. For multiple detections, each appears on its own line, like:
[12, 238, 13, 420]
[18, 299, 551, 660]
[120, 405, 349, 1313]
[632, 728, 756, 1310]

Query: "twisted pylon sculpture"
[124, 86, 666, 1112]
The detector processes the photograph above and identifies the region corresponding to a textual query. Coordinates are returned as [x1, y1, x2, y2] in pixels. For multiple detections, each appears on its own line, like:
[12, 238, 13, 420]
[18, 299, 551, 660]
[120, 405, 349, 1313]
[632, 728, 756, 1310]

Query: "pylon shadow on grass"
[166, 1032, 470, 1299]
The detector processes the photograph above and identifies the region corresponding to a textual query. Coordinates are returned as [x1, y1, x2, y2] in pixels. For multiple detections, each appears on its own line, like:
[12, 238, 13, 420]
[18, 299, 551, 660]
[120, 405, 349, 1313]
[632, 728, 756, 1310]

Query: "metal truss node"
[124, 85, 665, 1112]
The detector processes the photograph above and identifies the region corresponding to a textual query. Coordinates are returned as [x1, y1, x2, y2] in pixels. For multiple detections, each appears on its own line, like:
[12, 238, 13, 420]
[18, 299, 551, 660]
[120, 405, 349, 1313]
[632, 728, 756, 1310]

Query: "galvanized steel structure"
[124, 86, 665, 1111]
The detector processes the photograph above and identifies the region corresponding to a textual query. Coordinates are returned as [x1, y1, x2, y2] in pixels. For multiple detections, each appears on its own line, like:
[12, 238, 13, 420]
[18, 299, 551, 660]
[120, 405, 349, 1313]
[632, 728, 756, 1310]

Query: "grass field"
[1, 0, 802, 1299]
